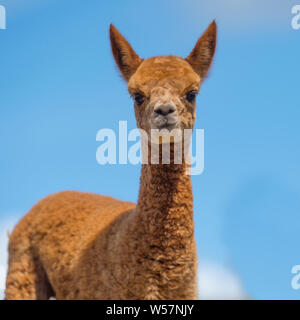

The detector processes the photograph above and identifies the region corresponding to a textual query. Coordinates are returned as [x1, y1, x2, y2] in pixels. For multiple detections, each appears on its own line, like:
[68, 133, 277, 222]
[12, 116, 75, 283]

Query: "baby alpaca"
[5, 22, 217, 300]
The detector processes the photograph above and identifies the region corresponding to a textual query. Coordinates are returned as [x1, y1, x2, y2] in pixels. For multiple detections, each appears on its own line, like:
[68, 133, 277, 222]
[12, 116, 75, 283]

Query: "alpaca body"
[6, 192, 135, 299]
[6, 162, 196, 299]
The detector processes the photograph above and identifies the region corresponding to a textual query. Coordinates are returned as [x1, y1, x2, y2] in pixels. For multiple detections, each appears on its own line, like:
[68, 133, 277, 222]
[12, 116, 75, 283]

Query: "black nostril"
[154, 104, 176, 116]
[155, 108, 165, 116]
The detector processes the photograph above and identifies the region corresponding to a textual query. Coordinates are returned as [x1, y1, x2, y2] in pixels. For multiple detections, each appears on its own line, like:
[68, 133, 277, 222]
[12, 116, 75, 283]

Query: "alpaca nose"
[154, 103, 176, 116]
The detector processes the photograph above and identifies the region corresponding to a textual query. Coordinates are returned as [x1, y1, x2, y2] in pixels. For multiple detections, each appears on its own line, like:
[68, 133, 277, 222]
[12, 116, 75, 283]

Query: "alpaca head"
[110, 22, 217, 138]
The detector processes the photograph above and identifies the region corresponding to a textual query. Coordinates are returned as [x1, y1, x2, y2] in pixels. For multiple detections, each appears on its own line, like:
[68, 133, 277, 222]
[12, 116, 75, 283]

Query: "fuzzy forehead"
[128, 56, 200, 94]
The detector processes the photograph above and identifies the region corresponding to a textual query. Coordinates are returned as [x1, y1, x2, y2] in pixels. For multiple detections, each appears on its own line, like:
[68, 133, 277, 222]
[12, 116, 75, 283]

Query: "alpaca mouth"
[152, 117, 179, 131]
[151, 123, 179, 134]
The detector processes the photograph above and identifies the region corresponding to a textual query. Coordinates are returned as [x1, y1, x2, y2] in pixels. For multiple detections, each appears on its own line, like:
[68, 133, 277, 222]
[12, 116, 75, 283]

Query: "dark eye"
[186, 91, 197, 103]
[133, 93, 145, 106]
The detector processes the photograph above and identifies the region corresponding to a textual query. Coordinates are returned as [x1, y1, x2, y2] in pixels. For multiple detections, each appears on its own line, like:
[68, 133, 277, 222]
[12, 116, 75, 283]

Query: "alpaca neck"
[135, 148, 194, 251]
[122, 145, 197, 298]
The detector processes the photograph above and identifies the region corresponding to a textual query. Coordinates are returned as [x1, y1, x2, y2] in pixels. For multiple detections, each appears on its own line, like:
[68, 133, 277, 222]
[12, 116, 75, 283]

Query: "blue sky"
[0, 0, 300, 299]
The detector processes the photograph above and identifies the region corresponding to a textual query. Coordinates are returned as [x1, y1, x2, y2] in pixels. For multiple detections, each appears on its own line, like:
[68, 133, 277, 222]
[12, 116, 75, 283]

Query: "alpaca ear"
[109, 24, 143, 81]
[186, 21, 217, 79]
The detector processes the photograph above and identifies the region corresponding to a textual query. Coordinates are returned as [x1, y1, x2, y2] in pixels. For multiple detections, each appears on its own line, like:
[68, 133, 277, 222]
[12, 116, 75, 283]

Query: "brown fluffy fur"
[5, 22, 217, 300]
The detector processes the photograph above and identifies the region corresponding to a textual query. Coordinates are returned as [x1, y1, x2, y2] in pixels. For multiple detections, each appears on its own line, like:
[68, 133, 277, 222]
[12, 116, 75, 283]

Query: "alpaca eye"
[186, 91, 197, 103]
[133, 93, 145, 106]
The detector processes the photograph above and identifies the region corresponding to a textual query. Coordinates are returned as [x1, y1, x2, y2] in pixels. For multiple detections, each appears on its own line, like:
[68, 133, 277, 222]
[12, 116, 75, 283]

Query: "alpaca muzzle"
[152, 101, 179, 130]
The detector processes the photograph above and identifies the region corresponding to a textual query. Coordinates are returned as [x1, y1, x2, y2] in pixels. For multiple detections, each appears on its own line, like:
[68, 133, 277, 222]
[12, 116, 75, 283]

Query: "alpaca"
[5, 22, 217, 300]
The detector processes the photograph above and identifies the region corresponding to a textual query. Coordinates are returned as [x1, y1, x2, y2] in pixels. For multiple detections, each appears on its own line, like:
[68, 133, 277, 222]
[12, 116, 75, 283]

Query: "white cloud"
[0, 265, 6, 300]
[0, 0, 52, 21]
[186, 0, 295, 35]
[198, 261, 248, 300]
[0, 216, 19, 300]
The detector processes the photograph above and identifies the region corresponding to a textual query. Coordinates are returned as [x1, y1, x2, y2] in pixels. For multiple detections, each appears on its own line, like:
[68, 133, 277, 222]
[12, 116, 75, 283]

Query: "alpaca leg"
[5, 248, 54, 300]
